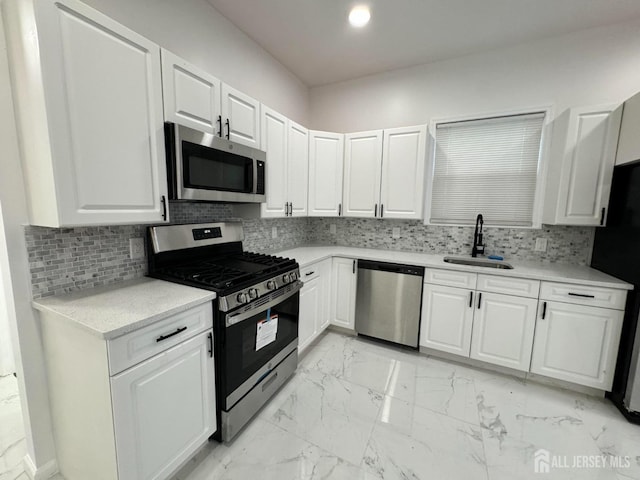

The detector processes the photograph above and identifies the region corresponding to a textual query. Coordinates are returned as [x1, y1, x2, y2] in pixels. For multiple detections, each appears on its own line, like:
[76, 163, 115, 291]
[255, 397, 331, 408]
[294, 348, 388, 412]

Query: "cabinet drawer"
[108, 302, 213, 375]
[300, 262, 322, 281]
[424, 269, 477, 289]
[477, 275, 540, 299]
[540, 282, 626, 310]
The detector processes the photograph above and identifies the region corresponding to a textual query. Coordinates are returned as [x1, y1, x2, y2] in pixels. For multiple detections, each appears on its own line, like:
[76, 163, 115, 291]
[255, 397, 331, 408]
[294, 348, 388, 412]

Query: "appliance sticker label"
[256, 308, 278, 351]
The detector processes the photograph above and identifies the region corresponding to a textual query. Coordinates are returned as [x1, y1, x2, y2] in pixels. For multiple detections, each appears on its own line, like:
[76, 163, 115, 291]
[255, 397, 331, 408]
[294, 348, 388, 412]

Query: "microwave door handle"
[253, 160, 259, 197]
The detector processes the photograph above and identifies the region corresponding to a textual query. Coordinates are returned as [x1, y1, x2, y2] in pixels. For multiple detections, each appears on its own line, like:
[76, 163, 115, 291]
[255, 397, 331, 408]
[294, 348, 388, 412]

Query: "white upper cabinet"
[260, 107, 288, 218]
[616, 91, 640, 166]
[543, 104, 623, 226]
[5, 0, 169, 227]
[380, 125, 427, 220]
[221, 83, 261, 148]
[161, 49, 221, 134]
[260, 107, 309, 218]
[308, 131, 345, 217]
[343, 130, 383, 218]
[343, 126, 427, 219]
[287, 121, 309, 217]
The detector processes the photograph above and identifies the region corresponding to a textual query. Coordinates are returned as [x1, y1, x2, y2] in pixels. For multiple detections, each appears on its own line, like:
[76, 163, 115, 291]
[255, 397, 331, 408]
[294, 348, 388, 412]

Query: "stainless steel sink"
[443, 256, 514, 269]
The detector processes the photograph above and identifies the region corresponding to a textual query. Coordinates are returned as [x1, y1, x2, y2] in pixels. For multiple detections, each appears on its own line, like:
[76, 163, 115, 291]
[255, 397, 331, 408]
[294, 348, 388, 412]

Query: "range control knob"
[248, 288, 258, 299]
[282, 273, 291, 284]
[289, 272, 297, 281]
[266, 280, 276, 290]
[236, 292, 248, 304]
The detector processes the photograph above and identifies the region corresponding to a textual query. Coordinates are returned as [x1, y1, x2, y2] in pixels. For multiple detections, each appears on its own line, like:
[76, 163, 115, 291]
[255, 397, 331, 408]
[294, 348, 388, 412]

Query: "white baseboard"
[23, 455, 59, 480]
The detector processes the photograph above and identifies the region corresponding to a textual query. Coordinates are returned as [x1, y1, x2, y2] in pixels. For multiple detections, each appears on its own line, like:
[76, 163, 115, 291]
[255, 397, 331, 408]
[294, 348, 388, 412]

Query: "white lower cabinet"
[39, 302, 215, 480]
[330, 258, 357, 330]
[530, 300, 624, 390]
[420, 284, 474, 356]
[470, 292, 538, 371]
[299, 259, 333, 352]
[111, 330, 216, 480]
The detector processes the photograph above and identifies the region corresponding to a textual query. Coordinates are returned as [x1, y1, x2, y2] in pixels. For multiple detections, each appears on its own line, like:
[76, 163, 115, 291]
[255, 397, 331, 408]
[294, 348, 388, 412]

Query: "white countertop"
[276, 246, 633, 290]
[33, 278, 216, 340]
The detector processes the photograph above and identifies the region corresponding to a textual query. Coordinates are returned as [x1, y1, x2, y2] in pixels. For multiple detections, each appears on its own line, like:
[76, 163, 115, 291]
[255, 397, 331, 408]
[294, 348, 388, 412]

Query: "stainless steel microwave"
[165, 122, 266, 203]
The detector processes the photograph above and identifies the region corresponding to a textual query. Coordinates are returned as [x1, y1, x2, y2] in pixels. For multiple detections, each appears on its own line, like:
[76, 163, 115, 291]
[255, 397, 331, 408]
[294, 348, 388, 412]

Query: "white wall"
[309, 19, 640, 132]
[0, 258, 15, 376]
[0, 9, 58, 476]
[82, 0, 309, 125]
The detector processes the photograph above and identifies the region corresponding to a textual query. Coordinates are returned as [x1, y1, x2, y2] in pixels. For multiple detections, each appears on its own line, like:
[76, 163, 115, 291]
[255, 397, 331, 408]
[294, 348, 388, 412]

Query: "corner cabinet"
[343, 126, 427, 219]
[308, 131, 345, 217]
[543, 104, 623, 226]
[330, 258, 357, 330]
[260, 106, 308, 218]
[4, 0, 169, 227]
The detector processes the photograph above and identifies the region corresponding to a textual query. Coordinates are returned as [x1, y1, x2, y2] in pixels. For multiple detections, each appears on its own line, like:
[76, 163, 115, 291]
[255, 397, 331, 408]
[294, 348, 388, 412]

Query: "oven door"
[220, 281, 301, 410]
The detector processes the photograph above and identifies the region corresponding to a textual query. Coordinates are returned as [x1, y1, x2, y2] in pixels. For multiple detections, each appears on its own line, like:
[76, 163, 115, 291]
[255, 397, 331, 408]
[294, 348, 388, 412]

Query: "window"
[429, 112, 546, 227]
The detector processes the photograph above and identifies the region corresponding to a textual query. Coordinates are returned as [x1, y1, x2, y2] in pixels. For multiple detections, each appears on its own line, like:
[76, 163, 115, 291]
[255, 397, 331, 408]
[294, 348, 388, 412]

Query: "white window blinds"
[430, 112, 545, 227]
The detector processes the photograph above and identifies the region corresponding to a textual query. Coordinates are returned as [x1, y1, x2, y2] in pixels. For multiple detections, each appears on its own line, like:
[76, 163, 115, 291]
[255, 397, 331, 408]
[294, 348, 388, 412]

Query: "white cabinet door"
[380, 125, 427, 219]
[9, 0, 168, 226]
[161, 49, 221, 134]
[221, 83, 261, 148]
[308, 131, 345, 217]
[260, 107, 288, 218]
[544, 104, 622, 226]
[343, 131, 383, 218]
[287, 120, 309, 217]
[530, 301, 624, 390]
[318, 260, 332, 332]
[330, 258, 357, 330]
[111, 330, 216, 480]
[616, 91, 640, 166]
[420, 284, 474, 356]
[299, 275, 320, 353]
[470, 292, 537, 371]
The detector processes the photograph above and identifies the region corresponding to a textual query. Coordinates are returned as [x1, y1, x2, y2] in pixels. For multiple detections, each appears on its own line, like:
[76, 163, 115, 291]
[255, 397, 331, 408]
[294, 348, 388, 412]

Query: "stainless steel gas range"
[147, 222, 300, 441]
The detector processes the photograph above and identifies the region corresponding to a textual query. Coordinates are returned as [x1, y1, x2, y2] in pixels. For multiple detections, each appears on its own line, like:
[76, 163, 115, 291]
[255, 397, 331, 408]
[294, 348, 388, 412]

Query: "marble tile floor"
[177, 331, 640, 480]
[0, 373, 26, 480]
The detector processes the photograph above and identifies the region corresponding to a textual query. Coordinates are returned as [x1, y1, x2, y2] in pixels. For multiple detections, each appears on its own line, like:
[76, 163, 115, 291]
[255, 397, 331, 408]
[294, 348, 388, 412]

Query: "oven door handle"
[225, 281, 303, 327]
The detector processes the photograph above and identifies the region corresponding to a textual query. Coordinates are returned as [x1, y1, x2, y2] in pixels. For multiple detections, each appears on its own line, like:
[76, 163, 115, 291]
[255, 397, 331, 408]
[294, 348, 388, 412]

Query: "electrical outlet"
[272, 226, 278, 239]
[129, 238, 145, 260]
[392, 227, 400, 239]
[535, 238, 548, 252]
[329, 224, 337, 234]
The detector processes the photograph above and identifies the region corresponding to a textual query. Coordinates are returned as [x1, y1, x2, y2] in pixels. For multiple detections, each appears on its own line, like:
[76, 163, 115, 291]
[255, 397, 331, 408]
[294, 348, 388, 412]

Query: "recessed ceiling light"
[348, 6, 370, 28]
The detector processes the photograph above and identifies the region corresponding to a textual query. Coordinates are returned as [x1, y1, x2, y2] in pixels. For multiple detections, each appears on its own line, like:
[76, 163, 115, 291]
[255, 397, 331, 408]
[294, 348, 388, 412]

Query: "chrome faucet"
[472, 214, 485, 258]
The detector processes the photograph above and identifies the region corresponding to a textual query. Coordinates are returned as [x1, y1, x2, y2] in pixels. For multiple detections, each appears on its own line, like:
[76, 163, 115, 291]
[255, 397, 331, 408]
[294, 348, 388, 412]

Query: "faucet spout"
[472, 214, 485, 258]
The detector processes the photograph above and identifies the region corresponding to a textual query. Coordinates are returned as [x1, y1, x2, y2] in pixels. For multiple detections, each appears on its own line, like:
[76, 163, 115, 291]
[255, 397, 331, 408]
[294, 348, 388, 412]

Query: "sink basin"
[443, 256, 514, 269]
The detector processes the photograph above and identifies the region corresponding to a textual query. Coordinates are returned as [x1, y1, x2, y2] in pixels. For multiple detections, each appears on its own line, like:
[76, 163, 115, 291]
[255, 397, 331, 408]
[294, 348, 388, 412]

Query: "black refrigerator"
[592, 160, 640, 423]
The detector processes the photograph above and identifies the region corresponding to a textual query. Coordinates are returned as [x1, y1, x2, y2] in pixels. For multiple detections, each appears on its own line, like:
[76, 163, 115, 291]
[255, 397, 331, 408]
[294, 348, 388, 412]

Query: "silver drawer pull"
[156, 326, 187, 342]
[568, 293, 595, 299]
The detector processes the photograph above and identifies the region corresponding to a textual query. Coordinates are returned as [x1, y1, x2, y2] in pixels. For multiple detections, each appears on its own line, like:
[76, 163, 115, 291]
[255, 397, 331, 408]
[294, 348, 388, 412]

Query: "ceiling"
[206, 0, 640, 87]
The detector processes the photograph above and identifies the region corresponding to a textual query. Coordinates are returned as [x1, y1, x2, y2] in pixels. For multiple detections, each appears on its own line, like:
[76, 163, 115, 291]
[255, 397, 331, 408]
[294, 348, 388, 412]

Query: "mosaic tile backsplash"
[25, 202, 593, 298]
[308, 218, 594, 265]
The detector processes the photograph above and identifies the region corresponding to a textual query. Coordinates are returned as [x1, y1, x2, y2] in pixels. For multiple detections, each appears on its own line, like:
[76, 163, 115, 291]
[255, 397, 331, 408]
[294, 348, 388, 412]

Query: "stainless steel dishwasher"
[355, 260, 424, 348]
